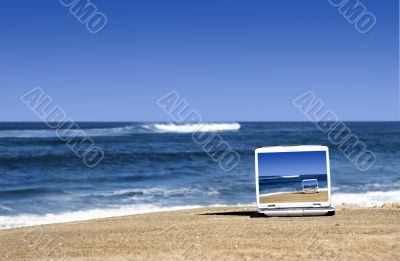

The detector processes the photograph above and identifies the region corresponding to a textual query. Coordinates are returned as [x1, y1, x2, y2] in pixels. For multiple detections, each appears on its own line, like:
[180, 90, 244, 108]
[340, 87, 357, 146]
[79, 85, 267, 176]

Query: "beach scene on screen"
[258, 151, 329, 204]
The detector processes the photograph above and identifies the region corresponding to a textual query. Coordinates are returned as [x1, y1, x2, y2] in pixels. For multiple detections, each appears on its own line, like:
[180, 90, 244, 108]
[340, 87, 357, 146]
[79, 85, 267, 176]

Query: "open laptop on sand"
[255, 145, 335, 217]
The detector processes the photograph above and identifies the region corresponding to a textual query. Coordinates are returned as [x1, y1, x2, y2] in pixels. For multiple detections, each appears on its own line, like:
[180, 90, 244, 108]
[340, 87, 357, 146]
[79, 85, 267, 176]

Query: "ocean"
[0, 122, 399, 229]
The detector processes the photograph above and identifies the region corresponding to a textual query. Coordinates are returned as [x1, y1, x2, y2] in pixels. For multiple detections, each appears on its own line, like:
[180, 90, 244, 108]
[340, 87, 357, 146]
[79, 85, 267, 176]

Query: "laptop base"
[257, 207, 335, 217]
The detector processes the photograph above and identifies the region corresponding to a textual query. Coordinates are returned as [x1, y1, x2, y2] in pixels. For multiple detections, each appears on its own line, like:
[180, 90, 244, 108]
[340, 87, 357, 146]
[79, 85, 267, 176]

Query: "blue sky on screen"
[258, 151, 327, 177]
[0, 0, 398, 121]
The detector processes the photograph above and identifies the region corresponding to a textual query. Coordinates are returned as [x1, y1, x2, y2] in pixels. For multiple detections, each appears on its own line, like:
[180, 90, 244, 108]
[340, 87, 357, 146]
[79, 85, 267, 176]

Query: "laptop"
[255, 145, 335, 217]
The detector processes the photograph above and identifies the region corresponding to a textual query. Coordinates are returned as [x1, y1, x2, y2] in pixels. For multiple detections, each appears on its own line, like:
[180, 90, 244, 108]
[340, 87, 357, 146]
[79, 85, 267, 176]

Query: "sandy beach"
[259, 190, 329, 204]
[0, 205, 399, 261]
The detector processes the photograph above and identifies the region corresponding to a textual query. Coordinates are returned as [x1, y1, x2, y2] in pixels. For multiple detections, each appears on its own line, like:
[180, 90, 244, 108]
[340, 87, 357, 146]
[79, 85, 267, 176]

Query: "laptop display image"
[258, 150, 328, 204]
[255, 146, 334, 216]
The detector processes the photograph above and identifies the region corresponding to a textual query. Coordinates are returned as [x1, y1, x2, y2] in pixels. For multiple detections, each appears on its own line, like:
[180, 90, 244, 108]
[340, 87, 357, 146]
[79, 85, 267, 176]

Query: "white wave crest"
[0, 123, 241, 138]
[0, 129, 58, 138]
[332, 190, 400, 207]
[151, 123, 241, 133]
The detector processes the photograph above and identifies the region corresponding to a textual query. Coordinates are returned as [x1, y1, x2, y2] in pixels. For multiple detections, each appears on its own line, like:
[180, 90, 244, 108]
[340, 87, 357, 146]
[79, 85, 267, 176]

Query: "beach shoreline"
[0, 205, 399, 261]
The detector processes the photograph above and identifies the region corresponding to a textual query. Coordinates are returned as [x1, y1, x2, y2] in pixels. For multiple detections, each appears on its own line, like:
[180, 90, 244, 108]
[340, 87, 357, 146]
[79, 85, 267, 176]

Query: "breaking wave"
[0, 204, 225, 230]
[1, 190, 399, 229]
[150, 123, 240, 133]
[0, 123, 241, 138]
[332, 190, 400, 207]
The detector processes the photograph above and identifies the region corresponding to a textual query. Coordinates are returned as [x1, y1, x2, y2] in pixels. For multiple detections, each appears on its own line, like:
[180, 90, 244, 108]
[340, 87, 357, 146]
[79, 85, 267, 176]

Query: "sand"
[259, 191, 329, 204]
[0, 205, 399, 261]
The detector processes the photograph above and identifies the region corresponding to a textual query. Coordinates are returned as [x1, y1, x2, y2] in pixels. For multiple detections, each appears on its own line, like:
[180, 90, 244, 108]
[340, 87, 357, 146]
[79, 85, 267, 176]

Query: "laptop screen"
[258, 151, 328, 204]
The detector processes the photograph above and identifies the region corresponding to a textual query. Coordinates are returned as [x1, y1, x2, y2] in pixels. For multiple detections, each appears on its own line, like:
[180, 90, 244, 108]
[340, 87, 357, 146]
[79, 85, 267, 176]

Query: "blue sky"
[258, 151, 327, 177]
[0, 0, 398, 121]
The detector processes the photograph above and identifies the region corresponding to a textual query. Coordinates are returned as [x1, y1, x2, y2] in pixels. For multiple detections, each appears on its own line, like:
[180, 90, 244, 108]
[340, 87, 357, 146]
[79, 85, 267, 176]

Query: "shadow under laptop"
[198, 210, 334, 218]
[198, 211, 266, 218]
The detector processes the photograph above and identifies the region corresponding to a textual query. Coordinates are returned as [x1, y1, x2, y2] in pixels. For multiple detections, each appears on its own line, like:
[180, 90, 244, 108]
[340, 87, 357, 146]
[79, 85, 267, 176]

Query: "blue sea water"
[0, 122, 399, 228]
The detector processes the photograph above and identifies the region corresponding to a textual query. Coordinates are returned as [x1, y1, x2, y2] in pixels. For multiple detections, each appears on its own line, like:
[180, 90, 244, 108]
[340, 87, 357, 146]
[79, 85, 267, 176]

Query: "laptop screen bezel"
[255, 145, 331, 209]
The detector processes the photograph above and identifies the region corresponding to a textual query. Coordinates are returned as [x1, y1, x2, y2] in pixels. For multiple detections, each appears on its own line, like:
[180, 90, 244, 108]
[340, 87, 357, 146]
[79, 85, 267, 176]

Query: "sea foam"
[331, 190, 400, 207]
[0, 123, 241, 138]
[150, 123, 240, 133]
[1, 190, 399, 230]
[0, 204, 232, 230]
